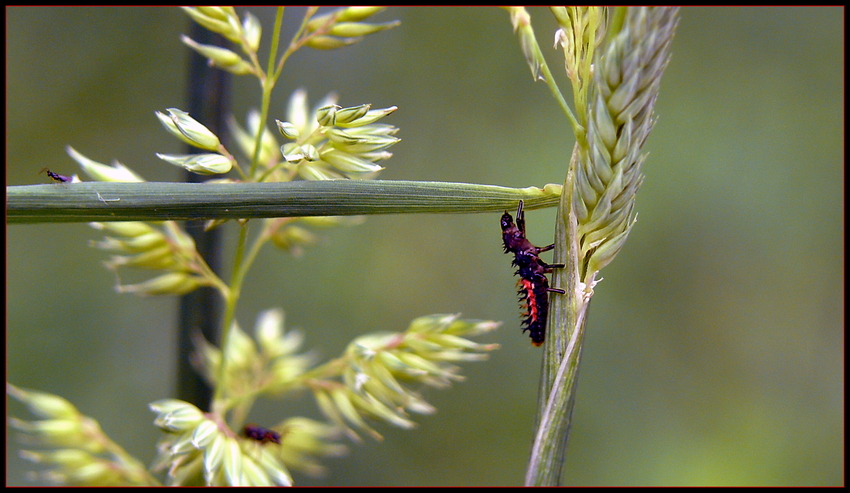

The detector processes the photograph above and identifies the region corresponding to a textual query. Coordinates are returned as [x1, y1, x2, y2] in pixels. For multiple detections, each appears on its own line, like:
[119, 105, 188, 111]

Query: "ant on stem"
[39, 167, 72, 183]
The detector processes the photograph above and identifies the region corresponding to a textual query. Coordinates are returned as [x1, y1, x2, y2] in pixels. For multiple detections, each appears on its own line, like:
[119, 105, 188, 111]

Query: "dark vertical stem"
[176, 20, 231, 408]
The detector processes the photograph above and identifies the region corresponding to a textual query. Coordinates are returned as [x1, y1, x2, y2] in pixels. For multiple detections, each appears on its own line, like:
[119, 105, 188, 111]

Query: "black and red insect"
[501, 200, 565, 346]
[39, 167, 72, 183]
[242, 424, 281, 445]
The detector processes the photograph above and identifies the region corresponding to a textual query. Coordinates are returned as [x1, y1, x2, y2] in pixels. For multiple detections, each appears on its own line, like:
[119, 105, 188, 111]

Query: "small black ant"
[242, 424, 282, 444]
[39, 167, 72, 183]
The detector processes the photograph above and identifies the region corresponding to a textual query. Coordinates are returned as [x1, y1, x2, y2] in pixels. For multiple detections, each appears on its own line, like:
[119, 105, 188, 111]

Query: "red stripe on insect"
[519, 278, 540, 322]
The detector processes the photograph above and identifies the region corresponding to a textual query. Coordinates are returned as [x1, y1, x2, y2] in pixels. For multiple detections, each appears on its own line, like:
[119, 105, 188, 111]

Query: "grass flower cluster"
[277, 89, 399, 181]
[310, 314, 500, 441]
[7, 384, 157, 486]
[8, 7, 507, 486]
[570, 7, 679, 284]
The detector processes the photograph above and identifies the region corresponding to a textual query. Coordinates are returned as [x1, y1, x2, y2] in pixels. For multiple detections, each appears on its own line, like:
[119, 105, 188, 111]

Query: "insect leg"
[515, 200, 526, 235]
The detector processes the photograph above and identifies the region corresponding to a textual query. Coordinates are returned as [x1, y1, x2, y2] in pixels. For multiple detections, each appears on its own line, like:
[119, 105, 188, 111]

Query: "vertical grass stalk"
[527, 7, 680, 485]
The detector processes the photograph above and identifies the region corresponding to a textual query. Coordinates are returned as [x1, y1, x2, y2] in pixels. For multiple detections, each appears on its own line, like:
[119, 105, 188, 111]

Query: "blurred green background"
[6, 7, 843, 486]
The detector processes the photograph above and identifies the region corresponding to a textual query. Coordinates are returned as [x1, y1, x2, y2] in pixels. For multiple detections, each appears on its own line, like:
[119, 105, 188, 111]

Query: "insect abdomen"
[517, 276, 551, 346]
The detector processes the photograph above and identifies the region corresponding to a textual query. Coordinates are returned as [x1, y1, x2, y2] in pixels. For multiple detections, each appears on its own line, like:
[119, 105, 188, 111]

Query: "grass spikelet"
[574, 7, 679, 280]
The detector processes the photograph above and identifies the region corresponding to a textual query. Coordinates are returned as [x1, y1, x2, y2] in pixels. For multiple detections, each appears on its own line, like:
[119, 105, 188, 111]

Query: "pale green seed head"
[319, 149, 384, 174]
[116, 272, 204, 296]
[332, 103, 371, 124]
[329, 20, 400, 38]
[104, 246, 177, 271]
[305, 35, 359, 50]
[241, 11, 262, 52]
[335, 106, 397, 128]
[315, 104, 339, 127]
[571, 7, 678, 282]
[156, 153, 232, 175]
[7, 384, 80, 420]
[181, 7, 242, 44]
[157, 108, 222, 151]
[66, 146, 145, 182]
[180, 36, 253, 76]
[276, 120, 299, 140]
[336, 6, 386, 23]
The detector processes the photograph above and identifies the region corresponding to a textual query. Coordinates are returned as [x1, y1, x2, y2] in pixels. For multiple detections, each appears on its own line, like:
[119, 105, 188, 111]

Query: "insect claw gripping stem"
[500, 200, 565, 346]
